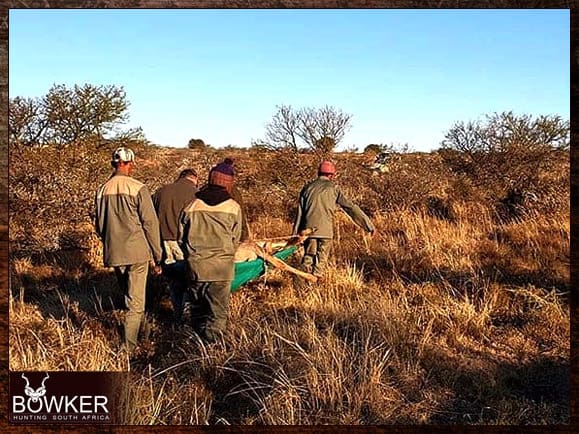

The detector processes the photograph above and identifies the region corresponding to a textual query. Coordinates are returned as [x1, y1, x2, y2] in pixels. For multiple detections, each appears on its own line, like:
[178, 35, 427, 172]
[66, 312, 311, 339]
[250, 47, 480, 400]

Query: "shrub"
[364, 144, 383, 154]
[188, 138, 206, 150]
[439, 111, 570, 202]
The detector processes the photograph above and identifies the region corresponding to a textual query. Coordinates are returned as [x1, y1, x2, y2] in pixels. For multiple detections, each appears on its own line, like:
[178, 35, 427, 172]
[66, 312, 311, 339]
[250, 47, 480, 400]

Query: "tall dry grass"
[8, 142, 569, 424]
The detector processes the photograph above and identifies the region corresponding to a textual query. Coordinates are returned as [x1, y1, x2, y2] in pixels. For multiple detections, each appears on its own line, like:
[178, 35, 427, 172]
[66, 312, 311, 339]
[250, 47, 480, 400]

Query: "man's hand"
[151, 264, 162, 275]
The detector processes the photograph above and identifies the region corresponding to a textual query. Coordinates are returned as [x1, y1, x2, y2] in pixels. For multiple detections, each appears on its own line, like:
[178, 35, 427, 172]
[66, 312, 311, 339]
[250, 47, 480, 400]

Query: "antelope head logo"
[22, 373, 49, 402]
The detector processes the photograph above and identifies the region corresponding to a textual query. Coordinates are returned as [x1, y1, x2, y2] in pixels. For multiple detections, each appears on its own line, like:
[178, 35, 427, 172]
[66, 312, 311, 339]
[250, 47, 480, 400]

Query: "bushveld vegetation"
[8, 107, 569, 425]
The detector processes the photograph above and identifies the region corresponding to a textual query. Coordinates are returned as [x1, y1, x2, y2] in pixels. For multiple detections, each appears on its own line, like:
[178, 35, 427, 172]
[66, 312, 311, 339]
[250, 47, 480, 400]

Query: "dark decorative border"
[0, 1, 574, 432]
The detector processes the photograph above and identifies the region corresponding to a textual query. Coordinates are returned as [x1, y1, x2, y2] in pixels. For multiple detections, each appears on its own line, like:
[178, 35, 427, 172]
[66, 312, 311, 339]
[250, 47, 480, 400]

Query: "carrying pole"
[251, 244, 318, 283]
[254, 227, 317, 245]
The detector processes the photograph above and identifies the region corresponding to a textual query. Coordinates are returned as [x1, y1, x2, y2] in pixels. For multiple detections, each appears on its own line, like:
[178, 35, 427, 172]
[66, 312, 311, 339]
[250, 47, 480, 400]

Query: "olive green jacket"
[178, 194, 242, 282]
[293, 176, 374, 239]
[95, 174, 163, 267]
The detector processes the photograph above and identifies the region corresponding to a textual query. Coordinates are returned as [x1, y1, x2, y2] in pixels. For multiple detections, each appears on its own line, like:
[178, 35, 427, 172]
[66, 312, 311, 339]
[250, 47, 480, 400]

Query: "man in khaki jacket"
[178, 161, 242, 342]
[293, 160, 375, 276]
[95, 147, 163, 354]
[209, 158, 252, 242]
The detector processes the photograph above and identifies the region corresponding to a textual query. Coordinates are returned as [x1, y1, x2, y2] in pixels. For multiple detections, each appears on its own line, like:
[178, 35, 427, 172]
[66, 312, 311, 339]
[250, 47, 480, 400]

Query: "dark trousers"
[162, 260, 189, 322]
[188, 280, 231, 342]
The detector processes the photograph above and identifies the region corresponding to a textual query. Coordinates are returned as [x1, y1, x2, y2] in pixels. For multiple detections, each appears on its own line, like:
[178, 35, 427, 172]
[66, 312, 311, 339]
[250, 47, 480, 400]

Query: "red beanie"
[318, 160, 336, 175]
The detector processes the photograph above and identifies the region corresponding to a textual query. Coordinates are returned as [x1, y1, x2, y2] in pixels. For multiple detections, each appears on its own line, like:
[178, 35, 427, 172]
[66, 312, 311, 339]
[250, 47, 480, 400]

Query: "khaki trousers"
[302, 238, 333, 276]
[114, 262, 149, 353]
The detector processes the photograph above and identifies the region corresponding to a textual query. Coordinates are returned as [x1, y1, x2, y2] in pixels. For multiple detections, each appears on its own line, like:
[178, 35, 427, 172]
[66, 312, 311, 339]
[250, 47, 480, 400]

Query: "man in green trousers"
[178, 160, 243, 342]
[293, 160, 375, 277]
[95, 147, 163, 355]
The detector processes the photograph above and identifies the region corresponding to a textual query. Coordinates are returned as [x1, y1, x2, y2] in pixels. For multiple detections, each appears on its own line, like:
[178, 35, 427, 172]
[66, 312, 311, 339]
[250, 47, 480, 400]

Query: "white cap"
[111, 147, 135, 164]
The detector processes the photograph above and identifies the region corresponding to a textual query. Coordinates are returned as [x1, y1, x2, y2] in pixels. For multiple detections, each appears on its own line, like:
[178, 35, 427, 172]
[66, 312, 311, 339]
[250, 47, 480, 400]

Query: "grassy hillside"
[9, 141, 569, 424]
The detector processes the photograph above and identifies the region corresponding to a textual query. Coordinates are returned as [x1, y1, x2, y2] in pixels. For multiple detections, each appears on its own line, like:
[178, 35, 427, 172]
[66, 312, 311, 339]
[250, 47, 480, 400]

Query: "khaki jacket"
[178, 194, 242, 282]
[293, 176, 374, 239]
[95, 174, 162, 267]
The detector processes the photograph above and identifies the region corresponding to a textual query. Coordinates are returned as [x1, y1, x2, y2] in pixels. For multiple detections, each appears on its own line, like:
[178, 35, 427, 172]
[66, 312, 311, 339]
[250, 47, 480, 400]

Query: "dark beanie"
[209, 158, 235, 192]
[213, 158, 235, 176]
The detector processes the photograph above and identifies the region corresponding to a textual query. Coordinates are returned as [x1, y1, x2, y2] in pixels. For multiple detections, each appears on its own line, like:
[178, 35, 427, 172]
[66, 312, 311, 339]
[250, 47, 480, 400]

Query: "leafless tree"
[442, 111, 569, 154]
[297, 105, 352, 155]
[264, 104, 300, 152]
[262, 104, 352, 157]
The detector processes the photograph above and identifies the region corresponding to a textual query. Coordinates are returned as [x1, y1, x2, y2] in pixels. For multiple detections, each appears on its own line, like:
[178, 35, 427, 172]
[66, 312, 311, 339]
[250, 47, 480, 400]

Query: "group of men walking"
[94, 146, 374, 355]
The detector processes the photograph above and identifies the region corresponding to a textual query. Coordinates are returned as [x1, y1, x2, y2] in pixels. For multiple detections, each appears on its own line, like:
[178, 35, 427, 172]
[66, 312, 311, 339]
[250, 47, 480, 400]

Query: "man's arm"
[177, 211, 184, 246]
[177, 204, 192, 247]
[231, 185, 251, 241]
[94, 187, 104, 239]
[292, 189, 304, 235]
[136, 186, 163, 264]
[336, 188, 375, 233]
[151, 188, 160, 213]
[233, 206, 243, 250]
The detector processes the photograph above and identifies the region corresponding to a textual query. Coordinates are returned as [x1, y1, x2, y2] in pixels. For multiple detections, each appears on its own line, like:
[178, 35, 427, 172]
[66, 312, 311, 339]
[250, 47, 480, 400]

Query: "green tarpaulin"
[231, 246, 298, 292]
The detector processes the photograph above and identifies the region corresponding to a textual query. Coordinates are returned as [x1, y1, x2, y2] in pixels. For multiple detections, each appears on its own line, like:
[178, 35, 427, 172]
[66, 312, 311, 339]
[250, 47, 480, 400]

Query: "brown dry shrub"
[439, 146, 569, 214]
[10, 143, 112, 254]
[338, 152, 454, 214]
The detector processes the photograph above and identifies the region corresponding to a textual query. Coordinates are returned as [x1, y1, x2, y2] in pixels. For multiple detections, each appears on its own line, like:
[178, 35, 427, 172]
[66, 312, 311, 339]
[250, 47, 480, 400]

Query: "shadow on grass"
[351, 249, 569, 299]
[426, 354, 569, 424]
[10, 246, 174, 347]
[201, 349, 275, 424]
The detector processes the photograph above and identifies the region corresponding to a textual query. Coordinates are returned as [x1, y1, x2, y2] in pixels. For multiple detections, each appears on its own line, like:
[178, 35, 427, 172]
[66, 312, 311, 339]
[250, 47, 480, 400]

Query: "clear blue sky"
[9, 9, 569, 152]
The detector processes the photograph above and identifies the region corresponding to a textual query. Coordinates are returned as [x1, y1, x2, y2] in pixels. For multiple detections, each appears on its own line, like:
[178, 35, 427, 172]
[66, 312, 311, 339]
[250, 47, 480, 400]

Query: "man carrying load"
[94, 147, 163, 355]
[178, 160, 243, 342]
[152, 168, 199, 323]
[293, 160, 375, 277]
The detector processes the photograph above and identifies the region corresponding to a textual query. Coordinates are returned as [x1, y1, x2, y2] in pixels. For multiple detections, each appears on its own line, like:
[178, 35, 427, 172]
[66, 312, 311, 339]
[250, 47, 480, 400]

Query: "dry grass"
[8, 142, 569, 425]
[9, 290, 128, 372]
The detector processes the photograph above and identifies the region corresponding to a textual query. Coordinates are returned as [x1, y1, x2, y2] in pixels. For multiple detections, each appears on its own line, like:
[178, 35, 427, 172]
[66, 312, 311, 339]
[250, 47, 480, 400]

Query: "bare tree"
[440, 111, 570, 196]
[442, 111, 569, 153]
[262, 104, 352, 156]
[297, 105, 352, 155]
[264, 104, 300, 152]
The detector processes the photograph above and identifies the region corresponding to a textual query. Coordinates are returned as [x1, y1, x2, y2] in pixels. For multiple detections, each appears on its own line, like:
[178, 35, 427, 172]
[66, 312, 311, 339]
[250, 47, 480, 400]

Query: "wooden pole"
[251, 244, 318, 283]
